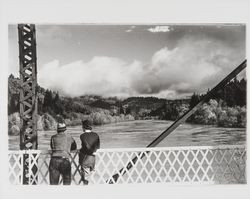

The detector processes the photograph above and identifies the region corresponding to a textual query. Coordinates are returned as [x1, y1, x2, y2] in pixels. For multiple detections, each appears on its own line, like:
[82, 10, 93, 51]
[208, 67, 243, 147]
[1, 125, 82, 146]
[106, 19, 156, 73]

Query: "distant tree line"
[8, 75, 135, 133]
[150, 77, 246, 127]
[189, 77, 246, 108]
[8, 74, 246, 132]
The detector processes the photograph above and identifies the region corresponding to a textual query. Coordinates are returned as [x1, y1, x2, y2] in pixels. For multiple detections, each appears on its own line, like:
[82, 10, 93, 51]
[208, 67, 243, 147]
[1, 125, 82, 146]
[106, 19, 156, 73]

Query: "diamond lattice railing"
[8, 151, 23, 184]
[8, 145, 246, 185]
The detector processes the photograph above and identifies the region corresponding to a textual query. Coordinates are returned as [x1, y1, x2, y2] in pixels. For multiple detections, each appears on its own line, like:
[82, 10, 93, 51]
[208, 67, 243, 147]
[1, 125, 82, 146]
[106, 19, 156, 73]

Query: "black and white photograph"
[7, 23, 246, 185]
[0, 1, 250, 199]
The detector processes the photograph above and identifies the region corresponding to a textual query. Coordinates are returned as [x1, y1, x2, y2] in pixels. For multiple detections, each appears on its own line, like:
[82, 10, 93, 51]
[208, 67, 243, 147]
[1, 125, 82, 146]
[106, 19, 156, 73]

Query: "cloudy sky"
[8, 24, 246, 99]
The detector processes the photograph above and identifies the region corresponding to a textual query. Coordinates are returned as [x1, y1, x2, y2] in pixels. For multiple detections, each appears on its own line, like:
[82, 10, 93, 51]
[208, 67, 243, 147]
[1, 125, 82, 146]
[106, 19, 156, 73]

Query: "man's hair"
[81, 120, 92, 130]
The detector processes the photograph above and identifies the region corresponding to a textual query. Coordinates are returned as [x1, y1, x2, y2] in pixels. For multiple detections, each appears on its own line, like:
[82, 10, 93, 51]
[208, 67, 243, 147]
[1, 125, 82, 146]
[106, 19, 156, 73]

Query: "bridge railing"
[8, 145, 246, 185]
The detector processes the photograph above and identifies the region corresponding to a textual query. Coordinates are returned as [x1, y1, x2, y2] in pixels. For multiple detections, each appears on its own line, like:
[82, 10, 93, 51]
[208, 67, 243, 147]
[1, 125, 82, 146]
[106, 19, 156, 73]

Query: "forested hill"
[8, 74, 190, 118]
[8, 74, 246, 133]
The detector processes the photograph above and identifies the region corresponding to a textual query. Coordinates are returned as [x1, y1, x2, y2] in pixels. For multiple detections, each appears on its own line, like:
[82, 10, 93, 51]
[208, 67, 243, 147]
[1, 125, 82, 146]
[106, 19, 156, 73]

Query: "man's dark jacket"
[80, 132, 100, 155]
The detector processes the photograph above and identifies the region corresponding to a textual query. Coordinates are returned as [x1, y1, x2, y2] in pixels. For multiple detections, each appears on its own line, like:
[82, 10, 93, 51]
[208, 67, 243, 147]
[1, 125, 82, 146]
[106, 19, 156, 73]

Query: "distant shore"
[8, 103, 246, 136]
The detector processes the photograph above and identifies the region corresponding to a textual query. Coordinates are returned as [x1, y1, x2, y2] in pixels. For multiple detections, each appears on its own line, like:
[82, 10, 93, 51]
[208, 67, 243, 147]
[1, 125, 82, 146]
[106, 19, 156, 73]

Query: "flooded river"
[8, 120, 246, 150]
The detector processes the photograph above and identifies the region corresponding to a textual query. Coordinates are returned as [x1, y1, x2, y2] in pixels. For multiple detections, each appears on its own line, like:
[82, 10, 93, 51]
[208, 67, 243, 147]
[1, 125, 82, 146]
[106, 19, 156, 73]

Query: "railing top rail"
[8, 144, 246, 154]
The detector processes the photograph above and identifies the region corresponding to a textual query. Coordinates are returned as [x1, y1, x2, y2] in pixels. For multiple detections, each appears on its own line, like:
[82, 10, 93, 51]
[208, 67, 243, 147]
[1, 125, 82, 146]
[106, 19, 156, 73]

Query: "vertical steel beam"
[18, 24, 38, 184]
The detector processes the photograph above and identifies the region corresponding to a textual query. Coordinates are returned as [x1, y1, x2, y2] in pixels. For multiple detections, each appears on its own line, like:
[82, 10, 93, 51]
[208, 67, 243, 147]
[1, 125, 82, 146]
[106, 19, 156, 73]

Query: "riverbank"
[8, 111, 135, 135]
[8, 98, 246, 136]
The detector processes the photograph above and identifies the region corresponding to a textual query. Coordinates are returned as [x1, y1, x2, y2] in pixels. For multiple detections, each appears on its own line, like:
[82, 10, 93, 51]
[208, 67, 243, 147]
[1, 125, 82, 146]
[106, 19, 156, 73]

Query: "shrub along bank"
[8, 111, 135, 135]
[188, 99, 246, 128]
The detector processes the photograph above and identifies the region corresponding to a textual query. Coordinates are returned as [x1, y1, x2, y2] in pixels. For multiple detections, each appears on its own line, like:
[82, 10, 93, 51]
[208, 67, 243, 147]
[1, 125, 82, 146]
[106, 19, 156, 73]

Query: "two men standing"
[49, 119, 100, 185]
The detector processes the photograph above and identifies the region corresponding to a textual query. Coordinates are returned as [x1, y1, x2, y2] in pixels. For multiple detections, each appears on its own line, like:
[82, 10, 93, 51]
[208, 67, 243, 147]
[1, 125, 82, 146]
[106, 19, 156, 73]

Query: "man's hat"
[82, 120, 92, 130]
[57, 122, 67, 132]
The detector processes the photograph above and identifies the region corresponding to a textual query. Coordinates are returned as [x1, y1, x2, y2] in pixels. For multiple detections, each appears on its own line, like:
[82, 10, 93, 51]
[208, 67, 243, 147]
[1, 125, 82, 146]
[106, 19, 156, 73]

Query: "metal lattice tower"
[18, 24, 38, 184]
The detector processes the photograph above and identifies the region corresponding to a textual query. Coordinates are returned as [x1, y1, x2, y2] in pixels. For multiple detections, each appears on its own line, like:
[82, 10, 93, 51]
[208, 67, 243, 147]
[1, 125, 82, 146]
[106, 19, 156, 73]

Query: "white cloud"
[38, 57, 143, 97]
[131, 35, 245, 96]
[38, 34, 245, 98]
[147, 26, 171, 33]
[125, 25, 136, 33]
[126, 29, 132, 32]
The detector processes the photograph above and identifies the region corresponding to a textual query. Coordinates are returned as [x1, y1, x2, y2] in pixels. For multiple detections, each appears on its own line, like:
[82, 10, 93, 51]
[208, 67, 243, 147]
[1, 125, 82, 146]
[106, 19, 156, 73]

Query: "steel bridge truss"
[18, 24, 38, 184]
[18, 24, 38, 150]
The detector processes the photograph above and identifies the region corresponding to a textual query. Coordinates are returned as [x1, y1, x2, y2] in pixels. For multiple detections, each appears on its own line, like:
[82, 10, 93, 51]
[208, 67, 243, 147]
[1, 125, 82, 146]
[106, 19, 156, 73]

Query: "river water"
[8, 120, 246, 150]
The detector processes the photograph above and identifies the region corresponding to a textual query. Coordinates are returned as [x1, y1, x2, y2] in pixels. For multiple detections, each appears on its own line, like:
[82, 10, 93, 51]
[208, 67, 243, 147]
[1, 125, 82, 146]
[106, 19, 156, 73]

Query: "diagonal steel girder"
[108, 60, 247, 184]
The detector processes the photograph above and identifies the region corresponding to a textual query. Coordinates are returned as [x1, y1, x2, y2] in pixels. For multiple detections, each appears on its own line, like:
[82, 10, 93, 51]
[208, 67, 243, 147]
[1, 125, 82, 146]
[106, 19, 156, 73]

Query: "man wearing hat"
[49, 121, 77, 185]
[79, 120, 100, 185]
